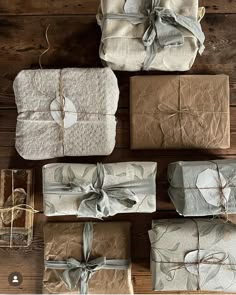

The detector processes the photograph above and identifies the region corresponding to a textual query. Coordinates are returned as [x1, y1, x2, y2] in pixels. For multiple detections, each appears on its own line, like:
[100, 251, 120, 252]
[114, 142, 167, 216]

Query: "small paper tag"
[124, 0, 144, 14]
[184, 250, 227, 275]
[196, 169, 230, 207]
[50, 97, 77, 129]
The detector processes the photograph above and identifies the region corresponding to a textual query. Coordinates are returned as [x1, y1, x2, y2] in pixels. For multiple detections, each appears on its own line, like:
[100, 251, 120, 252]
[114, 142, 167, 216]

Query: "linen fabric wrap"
[97, 0, 204, 71]
[43, 222, 133, 294]
[168, 160, 236, 216]
[130, 75, 230, 149]
[43, 162, 157, 217]
[13, 68, 119, 160]
[149, 218, 236, 292]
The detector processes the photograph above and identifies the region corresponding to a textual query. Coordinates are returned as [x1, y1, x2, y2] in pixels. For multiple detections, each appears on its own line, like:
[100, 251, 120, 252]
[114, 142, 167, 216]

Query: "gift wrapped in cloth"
[130, 75, 230, 149]
[168, 160, 236, 217]
[43, 222, 133, 294]
[13, 68, 119, 160]
[43, 162, 157, 218]
[97, 0, 205, 71]
[149, 218, 236, 292]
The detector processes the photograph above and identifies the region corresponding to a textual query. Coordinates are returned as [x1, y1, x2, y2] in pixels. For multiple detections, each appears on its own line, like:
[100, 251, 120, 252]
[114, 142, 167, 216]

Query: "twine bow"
[45, 223, 130, 294]
[0, 171, 38, 247]
[46, 163, 155, 219]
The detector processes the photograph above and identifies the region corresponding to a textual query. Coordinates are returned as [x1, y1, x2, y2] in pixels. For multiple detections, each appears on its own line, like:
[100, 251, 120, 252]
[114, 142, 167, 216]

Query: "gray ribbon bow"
[46, 163, 156, 219]
[102, 0, 205, 70]
[77, 163, 155, 218]
[45, 223, 130, 294]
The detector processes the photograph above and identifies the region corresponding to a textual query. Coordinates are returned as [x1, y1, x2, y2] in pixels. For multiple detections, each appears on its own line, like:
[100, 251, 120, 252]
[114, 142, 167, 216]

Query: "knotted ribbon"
[45, 223, 130, 294]
[45, 163, 156, 219]
[99, 0, 205, 70]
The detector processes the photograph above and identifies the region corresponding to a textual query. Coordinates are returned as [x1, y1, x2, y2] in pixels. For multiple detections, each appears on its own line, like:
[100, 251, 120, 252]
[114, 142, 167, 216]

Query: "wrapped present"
[130, 75, 230, 149]
[43, 222, 133, 294]
[43, 162, 157, 218]
[13, 68, 119, 160]
[0, 169, 37, 247]
[97, 0, 205, 71]
[149, 218, 236, 292]
[168, 160, 236, 217]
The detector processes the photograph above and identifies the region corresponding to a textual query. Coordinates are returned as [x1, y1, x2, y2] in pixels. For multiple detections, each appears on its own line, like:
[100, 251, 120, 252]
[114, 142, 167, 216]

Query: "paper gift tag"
[184, 250, 227, 275]
[50, 97, 77, 128]
[124, 0, 145, 14]
[196, 169, 230, 207]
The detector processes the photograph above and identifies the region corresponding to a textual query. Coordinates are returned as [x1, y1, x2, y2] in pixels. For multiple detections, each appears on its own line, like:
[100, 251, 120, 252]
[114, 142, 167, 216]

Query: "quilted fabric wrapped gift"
[43, 162, 157, 218]
[13, 68, 119, 160]
[97, 0, 205, 71]
[149, 219, 236, 292]
[168, 160, 236, 217]
[43, 222, 133, 294]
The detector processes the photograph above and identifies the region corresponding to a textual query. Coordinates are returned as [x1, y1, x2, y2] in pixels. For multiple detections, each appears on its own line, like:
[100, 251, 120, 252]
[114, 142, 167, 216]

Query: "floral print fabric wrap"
[149, 219, 236, 292]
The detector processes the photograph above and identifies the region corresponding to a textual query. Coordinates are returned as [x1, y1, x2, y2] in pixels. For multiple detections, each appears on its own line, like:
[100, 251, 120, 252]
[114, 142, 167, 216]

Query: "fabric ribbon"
[100, 0, 205, 70]
[45, 223, 130, 294]
[46, 163, 155, 219]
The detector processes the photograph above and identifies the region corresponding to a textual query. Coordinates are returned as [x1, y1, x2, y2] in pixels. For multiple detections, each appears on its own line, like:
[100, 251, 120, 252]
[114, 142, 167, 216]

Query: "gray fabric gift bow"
[46, 163, 156, 219]
[45, 223, 130, 294]
[100, 0, 205, 70]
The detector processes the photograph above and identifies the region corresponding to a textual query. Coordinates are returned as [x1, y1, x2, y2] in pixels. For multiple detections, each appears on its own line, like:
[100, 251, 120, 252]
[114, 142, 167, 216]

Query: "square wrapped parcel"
[130, 75, 230, 149]
[43, 222, 133, 294]
[168, 160, 236, 216]
[43, 162, 157, 218]
[97, 0, 205, 71]
[14, 68, 119, 160]
[149, 218, 236, 292]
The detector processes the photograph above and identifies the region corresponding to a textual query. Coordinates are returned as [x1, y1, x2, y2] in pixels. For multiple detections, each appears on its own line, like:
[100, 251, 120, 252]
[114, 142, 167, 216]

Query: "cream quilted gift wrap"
[13, 68, 119, 160]
[97, 0, 205, 71]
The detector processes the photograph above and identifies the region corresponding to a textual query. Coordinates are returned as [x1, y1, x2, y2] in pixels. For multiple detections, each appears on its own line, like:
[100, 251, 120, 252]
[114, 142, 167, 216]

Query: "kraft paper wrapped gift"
[97, 0, 205, 71]
[130, 75, 230, 149]
[43, 162, 157, 218]
[149, 219, 236, 292]
[13, 68, 119, 160]
[0, 169, 36, 247]
[43, 222, 133, 294]
[168, 160, 236, 217]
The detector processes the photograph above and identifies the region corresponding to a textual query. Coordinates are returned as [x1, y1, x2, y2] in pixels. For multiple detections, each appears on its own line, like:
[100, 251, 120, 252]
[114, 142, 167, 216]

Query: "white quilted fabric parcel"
[97, 0, 205, 71]
[13, 68, 119, 160]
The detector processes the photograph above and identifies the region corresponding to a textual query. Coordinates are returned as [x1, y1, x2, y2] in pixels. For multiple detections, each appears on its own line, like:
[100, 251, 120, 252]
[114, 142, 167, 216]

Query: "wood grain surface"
[0, 0, 236, 294]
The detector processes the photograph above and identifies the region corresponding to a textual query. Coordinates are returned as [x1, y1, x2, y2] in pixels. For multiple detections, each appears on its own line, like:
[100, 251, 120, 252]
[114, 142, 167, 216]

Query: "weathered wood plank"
[0, 14, 236, 108]
[0, 0, 235, 15]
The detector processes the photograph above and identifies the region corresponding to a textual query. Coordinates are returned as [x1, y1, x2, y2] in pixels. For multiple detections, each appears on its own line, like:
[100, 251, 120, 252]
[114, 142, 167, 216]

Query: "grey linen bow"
[46, 163, 155, 219]
[101, 0, 205, 70]
[77, 163, 155, 218]
[45, 223, 130, 294]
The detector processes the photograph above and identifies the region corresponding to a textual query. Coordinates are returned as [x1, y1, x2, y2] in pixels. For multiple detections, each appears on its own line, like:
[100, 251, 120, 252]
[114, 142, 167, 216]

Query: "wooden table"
[0, 0, 236, 293]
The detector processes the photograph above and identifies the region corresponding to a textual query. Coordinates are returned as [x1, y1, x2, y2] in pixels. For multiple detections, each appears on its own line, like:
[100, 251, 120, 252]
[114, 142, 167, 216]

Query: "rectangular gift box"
[97, 0, 205, 71]
[168, 160, 236, 216]
[43, 222, 133, 294]
[0, 169, 34, 247]
[130, 75, 230, 149]
[43, 162, 157, 218]
[149, 218, 236, 292]
[13, 68, 119, 160]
